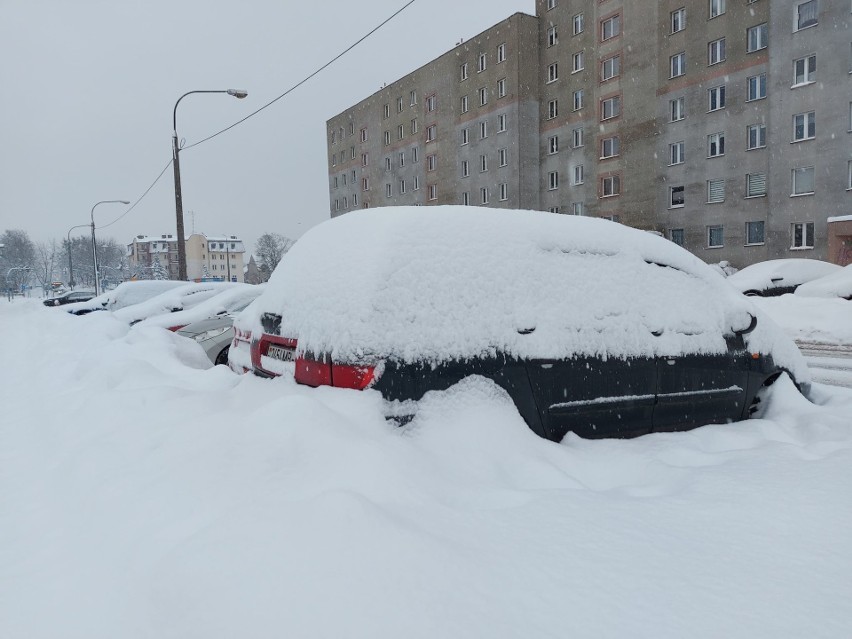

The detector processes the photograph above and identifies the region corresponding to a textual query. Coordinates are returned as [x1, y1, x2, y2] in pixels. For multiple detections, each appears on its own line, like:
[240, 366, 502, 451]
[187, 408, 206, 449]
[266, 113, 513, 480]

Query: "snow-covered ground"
[2, 299, 851, 638]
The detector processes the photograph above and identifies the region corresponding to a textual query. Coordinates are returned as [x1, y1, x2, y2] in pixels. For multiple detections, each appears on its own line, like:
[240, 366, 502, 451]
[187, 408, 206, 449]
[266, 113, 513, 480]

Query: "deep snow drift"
[2, 300, 851, 639]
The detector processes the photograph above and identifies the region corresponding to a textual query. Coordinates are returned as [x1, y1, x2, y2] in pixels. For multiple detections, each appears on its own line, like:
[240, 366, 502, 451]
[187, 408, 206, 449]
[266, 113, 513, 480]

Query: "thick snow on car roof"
[795, 264, 852, 299]
[112, 282, 235, 324]
[63, 280, 187, 314]
[135, 283, 265, 329]
[246, 207, 805, 374]
[727, 259, 841, 294]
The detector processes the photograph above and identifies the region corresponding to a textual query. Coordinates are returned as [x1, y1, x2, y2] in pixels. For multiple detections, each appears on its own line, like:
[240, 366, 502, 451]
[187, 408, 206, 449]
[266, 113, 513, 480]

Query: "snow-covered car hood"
[727, 259, 841, 295]
[63, 280, 187, 314]
[240, 207, 807, 381]
[794, 264, 852, 300]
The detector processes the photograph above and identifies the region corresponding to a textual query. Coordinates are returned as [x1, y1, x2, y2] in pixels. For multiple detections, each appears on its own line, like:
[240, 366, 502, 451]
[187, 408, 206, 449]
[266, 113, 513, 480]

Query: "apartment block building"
[326, 0, 851, 267]
[127, 233, 246, 282]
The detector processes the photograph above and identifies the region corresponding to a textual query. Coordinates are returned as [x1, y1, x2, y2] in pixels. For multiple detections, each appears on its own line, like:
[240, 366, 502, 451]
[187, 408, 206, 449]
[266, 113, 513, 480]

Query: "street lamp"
[66, 222, 89, 290]
[91, 200, 129, 296]
[172, 88, 248, 281]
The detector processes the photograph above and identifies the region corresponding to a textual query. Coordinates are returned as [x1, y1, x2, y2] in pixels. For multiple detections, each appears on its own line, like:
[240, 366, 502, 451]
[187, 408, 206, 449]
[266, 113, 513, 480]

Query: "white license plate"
[266, 344, 295, 362]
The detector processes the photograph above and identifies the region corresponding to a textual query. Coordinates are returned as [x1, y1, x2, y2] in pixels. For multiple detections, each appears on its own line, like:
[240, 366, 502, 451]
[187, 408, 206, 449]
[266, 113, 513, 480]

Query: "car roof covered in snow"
[112, 282, 237, 324]
[794, 264, 852, 300]
[241, 207, 806, 376]
[135, 283, 265, 329]
[727, 259, 841, 294]
[62, 280, 188, 314]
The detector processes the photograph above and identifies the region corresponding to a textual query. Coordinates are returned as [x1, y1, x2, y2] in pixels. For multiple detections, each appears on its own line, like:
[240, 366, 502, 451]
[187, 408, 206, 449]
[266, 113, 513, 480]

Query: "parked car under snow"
[231, 207, 810, 441]
[726, 259, 841, 297]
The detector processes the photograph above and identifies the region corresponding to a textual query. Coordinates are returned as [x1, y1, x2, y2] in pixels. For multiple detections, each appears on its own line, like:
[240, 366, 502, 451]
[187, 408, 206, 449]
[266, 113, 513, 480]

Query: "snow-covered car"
[43, 290, 95, 307]
[134, 283, 265, 332]
[177, 315, 240, 366]
[63, 280, 188, 315]
[234, 206, 810, 441]
[726, 259, 841, 297]
[794, 264, 852, 300]
[111, 282, 237, 325]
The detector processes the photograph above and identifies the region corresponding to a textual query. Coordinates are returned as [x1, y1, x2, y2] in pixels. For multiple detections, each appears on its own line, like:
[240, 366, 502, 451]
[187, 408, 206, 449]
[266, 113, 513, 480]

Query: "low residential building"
[127, 233, 246, 282]
[126, 234, 179, 280]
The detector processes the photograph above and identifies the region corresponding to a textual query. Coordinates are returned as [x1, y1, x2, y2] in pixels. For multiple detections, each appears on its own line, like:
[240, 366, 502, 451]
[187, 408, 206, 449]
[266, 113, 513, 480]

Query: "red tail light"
[295, 356, 376, 390]
[168, 325, 186, 332]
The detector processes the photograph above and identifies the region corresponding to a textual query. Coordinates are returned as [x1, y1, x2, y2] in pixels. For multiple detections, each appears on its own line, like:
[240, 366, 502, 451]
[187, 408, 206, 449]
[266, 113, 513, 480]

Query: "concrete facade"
[326, 0, 851, 268]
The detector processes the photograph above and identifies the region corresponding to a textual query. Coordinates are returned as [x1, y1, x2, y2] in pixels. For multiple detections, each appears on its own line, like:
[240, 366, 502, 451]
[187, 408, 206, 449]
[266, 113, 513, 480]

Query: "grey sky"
[0, 0, 533, 255]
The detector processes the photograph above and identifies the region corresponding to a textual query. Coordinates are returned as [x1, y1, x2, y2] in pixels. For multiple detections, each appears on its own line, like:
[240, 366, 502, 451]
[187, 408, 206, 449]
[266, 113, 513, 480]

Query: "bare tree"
[0, 229, 36, 294]
[254, 233, 294, 280]
[33, 240, 59, 295]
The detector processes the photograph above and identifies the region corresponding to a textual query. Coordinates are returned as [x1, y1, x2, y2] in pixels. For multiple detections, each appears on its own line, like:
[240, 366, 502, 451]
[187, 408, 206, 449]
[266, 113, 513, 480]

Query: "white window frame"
[498, 147, 508, 167]
[747, 23, 768, 52]
[461, 95, 469, 113]
[497, 43, 506, 63]
[478, 52, 487, 72]
[573, 164, 584, 185]
[794, 1, 818, 32]
[573, 13, 584, 35]
[548, 171, 559, 190]
[480, 120, 488, 139]
[461, 128, 469, 145]
[460, 63, 469, 81]
[792, 166, 815, 195]
[793, 111, 815, 142]
[547, 25, 558, 47]
[747, 123, 766, 150]
[548, 99, 558, 119]
[601, 136, 619, 159]
[497, 78, 506, 98]
[745, 221, 765, 246]
[572, 52, 584, 73]
[707, 178, 726, 203]
[479, 87, 488, 106]
[669, 185, 685, 208]
[480, 187, 489, 204]
[572, 127, 584, 148]
[670, 141, 685, 165]
[498, 114, 507, 132]
[708, 37, 726, 65]
[461, 160, 470, 178]
[793, 54, 816, 86]
[572, 202, 584, 216]
[601, 96, 620, 120]
[707, 225, 724, 248]
[480, 155, 488, 172]
[708, 131, 725, 157]
[746, 172, 767, 197]
[671, 8, 686, 33]
[670, 52, 686, 78]
[499, 183, 508, 201]
[601, 15, 620, 41]
[791, 222, 815, 249]
[747, 73, 766, 101]
[601, 55, 620, 81]
[709, 0, 726, 19]
[670, 97, 685, 122]
[547, 62, 559, 83]
[708, 85, 726, 111]
[428, 184, 437, 201]
[601, 175, 620, 197]
[573, 90, 584, 111]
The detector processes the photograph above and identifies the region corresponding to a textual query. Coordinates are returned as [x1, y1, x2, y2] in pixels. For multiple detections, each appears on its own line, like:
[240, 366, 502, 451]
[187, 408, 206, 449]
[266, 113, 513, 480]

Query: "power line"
[100, 159, 173, 230]
[183, 0, 417, 151]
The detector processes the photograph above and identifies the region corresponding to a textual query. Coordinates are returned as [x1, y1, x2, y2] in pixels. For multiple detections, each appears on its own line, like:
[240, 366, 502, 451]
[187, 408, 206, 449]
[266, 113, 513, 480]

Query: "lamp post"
[66, 223, 89, 290]
[91, 200, 129, 296]
[172, 88, 247, 282]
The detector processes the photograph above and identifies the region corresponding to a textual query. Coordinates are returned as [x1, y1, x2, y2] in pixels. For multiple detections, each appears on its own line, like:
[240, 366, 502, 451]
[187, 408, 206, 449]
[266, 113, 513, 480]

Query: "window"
[572, 52, 584, 73]
[709, 0, 725, 19]
[549, 171, 559, 190]
[353, 193, 358, 207]
[410, 90, 417, 106]
[498, 113, 507, 132]
[793, 111, 815, 141]
[499, 183, 508, 201]
[462, 192, 469, 206]
[670, 141, 685, 165]
[497, 78, 506, 98]
[360, 127, 368, 142]
[461, 128, 469, 145]
[573, 165, 584, 185]
[746, 172, 767, 197]
[792, 166, 815, 195]
[549, 207, 561, 214]
[572, 127, 584, 148]
[601, 15, 620, 41]
[361, 153, 369, 166]
[333, 175, 338, 188]
[747, 23, 768, 52]
[747, 73, 766, 101]
[497, 43, 506, 63]
[426, 94, 436, 112]
[478, 52, 487, 72]
[795, 1, 818, 31]
[397, 97, 404, 113]
[412, 147, 419, 162]
[708, 85, 725, 111]
[791, 222, 815, 248]
[848, 159, 852, 190]
[573, 90, 584, 111]
[410, 119, 418, 134]
[385, 183, 392, 197]
[747, 123, 766, 149]
[461, 160, 470, 177]
[383, 104, 390, 119]
[427, 154, 437, 171]
[601, 96, 620, 120]
[601, 55, 620, 81]
[428, 184, 437, 201]
[707, 178, 725, 203]
[426, 124, 436, 142]
[547, 0, 556, 8]
[383, 130, 390, 146]
[707, 226, 724, 248]
[480, 155, 488, 172]
[331, 153, 337, 167]
[343, 173, 348, 185]
[480, 187, 490, 204]
[670, 185, 685, 208]
[480, 121, 488, 139]
[460, 63, 469, 81]
[670, 97, 685, 121]
[793, 55, 816, 85]
[547, 25, 558, 47]
[348, 123, 354, 136]
[413, 176, 420, 190]
[384, 156, 392, 172]
[572, 202, 584, 216]
[670, 52, 686, 78]
[547, 62, 559, 83]
[397, 124, 404, 140]
[670, 229, 685, 246]
[330, 130, 336, 144]
[573, 13, 584, 35]
[362, 177, 369, 191]
[548, 135, 559, 154]
[740, 221, 764, 246]
[461, 95, 469, 113]
[548, 99, 558, 119]
[708, 132, 725, 157]
[671, 8, 686, 33]
[498, 148, 508, 167]
[708, 38, 726, 65]
[399, 180, 406, 194]
[398, 151, 405, 167]
[479, 87, 488, 106]
[601, 136, 620, 158]
[601, 175, 621, 197]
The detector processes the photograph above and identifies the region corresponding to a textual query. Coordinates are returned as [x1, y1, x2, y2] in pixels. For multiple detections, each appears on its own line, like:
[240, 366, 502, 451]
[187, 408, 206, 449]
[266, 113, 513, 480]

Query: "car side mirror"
[732, 312, 757, 335]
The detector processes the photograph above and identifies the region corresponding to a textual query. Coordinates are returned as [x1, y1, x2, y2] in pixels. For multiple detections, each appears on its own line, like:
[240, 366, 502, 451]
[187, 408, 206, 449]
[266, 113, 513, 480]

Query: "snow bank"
[1, 300, 851, 638]
[753, 294, 852, 344]
[244, 207, 805, 379]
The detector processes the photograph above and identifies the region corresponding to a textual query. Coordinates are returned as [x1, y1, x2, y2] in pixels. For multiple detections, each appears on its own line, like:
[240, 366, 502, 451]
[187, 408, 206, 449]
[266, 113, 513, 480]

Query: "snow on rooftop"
[243, 207, 806, 379]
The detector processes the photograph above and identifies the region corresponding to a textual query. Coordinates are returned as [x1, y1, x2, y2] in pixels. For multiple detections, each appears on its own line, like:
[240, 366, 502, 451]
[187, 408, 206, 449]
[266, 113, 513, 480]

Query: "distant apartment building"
[127, 233, 245, 282]
[326, 0, 851, 267]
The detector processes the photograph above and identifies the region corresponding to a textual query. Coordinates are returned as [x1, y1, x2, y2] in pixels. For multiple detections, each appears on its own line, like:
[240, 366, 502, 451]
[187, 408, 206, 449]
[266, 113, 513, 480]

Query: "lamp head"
[227, 89, 248, 99]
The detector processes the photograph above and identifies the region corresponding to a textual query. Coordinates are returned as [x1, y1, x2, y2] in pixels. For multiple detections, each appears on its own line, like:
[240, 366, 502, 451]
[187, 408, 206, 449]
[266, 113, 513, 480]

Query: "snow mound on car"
[246, 207, 807, 377]
[727, 259, 840, 294]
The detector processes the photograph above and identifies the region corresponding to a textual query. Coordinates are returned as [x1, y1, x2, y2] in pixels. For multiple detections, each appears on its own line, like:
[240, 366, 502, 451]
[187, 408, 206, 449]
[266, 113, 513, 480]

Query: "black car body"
[235, 207, 810, 441]
[43, 290, 95, 307]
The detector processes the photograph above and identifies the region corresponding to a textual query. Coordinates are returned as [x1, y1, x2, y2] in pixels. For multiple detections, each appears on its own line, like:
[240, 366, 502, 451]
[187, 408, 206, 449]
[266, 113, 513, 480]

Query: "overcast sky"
[0, 0, 533, 255]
